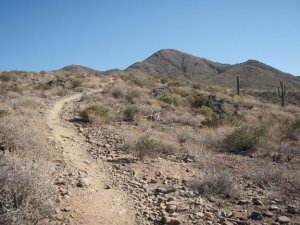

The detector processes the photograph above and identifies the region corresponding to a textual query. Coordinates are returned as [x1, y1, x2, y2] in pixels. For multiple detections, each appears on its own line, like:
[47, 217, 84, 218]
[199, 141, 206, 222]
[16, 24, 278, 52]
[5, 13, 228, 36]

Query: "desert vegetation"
[0, 63, 299, 225]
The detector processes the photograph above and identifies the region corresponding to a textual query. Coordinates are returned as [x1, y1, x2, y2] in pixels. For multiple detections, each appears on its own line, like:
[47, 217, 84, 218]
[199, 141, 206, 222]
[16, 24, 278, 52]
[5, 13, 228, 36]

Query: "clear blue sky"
[0, 0, 299, 75]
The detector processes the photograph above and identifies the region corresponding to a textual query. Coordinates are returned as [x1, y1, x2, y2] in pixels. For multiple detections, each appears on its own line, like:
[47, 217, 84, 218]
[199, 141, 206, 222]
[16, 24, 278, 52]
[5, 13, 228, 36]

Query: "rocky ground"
[48, 90, 300, 225]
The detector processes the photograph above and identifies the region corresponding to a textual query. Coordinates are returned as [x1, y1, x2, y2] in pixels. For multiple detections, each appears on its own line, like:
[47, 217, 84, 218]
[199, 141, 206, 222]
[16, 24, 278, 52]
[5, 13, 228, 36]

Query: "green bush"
[135, 135, 158, 158]
[160, 94, 174, 105]
[111, 89, 123, 99]
[123, 105, 140, 121]
[224, 125, 266, 154]
[80, 105, 110, 124]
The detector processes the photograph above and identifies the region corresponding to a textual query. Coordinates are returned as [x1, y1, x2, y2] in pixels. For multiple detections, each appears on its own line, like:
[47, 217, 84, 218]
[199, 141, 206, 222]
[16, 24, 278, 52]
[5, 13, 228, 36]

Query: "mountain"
[127, 49, 300, 90]
[58, 65, 103, 75]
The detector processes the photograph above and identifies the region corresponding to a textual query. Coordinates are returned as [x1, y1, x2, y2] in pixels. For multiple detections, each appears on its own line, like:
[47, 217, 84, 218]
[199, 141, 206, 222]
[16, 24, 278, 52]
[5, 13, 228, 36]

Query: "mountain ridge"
[126, 49, 300, 89]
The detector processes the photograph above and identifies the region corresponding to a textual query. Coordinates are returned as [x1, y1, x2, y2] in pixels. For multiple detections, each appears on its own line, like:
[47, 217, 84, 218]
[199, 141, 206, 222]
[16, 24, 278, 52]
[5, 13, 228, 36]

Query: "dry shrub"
[122, 105, 140, 122]
[0, 155, 55, 224]
[196, 126, 233, 150]
[125, 90, 141, 103]
[164, 110, 203, 127]
[111, 89, 124, 99]
[80, 105, 111, 125]
[191, 169, 238, 197]
[224, 125, 266, 154]
[0, 116, 47, 159]
[125, 134, 176, 159]
[197, 106, 214, 118]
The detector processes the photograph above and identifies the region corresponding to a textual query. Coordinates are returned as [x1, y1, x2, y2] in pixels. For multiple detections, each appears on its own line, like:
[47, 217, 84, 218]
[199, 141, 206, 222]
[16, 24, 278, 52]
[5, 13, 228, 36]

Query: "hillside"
[127, 49, 300, 90]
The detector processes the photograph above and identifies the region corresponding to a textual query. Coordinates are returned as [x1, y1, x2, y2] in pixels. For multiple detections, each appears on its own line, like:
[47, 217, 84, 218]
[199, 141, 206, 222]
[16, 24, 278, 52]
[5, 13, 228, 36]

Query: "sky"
[0, 0, 299, 76]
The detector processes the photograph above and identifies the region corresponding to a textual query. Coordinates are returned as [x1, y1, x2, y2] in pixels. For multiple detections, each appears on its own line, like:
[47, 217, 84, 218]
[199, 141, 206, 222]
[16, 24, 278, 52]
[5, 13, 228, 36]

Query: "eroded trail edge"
[47, 90, 135, 225]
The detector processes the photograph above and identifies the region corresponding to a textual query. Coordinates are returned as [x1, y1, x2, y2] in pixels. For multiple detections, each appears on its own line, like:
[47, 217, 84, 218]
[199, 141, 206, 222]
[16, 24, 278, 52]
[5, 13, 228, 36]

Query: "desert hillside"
[127, 49, 300, 90]
[0, 68, 299, 225]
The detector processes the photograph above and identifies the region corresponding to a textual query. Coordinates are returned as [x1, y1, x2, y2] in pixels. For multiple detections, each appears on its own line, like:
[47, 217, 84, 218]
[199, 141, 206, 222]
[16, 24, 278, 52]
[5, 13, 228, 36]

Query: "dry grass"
[191, 169, 238, 197]
[0, 155, 55, 225]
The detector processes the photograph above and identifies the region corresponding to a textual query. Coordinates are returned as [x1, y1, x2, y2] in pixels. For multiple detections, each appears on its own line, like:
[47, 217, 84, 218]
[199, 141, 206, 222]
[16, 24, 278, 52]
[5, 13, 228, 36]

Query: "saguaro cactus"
[236, 75, 240, 95]
[278, 81, 286, 106]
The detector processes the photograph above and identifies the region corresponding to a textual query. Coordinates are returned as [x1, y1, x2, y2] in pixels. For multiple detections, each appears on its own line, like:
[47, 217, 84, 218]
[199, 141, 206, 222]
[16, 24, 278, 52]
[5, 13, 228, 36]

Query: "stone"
[160, 216, 180, 225]
[237, 199, 251, 205]
[104, 184, 111, 189]
[176, 205, 189, 212]
[63, 206, 72, 212]
[252, 198, 264, 206]
[77, 178, 89, 187]
[269, 205, 280, 211]
[287, 205, 298, 214]
[276, 216, 290, 224]
[250, 211, 263, 220]
[166, 205, 177, 213]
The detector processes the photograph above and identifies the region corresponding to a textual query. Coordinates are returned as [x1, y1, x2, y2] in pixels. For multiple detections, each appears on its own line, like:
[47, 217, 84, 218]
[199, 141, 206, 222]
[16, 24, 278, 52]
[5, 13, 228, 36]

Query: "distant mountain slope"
[127, 49, 300, 90]
[58, 65, 103, 75]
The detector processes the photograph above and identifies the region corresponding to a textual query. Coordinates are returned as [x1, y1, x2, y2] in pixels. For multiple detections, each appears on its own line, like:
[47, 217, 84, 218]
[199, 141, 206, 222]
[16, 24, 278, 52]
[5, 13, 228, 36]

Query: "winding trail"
[47, 90, 135, 225]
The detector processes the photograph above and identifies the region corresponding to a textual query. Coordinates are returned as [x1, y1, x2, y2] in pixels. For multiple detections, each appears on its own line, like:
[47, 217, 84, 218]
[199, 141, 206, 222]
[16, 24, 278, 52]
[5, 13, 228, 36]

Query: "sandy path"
[47, 90, 136, 225]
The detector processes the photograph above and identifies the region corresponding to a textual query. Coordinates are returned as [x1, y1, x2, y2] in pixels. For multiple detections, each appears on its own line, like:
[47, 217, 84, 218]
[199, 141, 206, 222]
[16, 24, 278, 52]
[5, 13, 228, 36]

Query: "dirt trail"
[47, 90, 136, 225]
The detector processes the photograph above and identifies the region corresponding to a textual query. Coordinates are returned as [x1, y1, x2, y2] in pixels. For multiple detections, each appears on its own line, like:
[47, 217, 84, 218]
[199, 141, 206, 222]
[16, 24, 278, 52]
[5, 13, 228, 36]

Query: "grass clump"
[80, 105, 110, 124]
[224, 125, 266, 154]
[192, 169, 237, 197]
[123, 105, 140, 122]
[111, 89, 124, 99]
[197, 106, 214, 118]
[160, 94, 174, 105]
[133, 135, 175, 159]
[190, 95, 209, 108]
[125, 90, 140, 103]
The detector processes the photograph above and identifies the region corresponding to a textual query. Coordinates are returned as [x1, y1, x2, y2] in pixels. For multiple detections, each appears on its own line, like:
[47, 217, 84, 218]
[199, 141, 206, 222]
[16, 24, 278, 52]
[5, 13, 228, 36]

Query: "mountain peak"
[127, 49, 300, 89]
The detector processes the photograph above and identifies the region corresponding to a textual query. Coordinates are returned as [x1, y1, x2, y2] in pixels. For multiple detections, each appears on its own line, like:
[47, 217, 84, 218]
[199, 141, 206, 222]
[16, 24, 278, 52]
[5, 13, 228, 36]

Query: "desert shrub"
[224, 125, 266, 154]
[134, 135, 157, 158]
[34, 83, 51, 91]
[123, 105, 140, 122]
[191, 169, 237, 197]
[160, 94, 174, 105]
[190, 95, 209, 108]
[69, 78, 82, 88]
[174, 87, 190, 97]
[130, 77, 145, 87]
[0, 155, 55, 224]
[0, 73, 13, 82]
[202, 114, 237, 127]
[133, 135, 176, 159]
[286, 118, 300, 140]
[197, 106, 214, 118]
[80, 105, 110, 124]
[125, 90, 140, 103]
[0, 116, 46, 159]
[160, 78, 168, 85]
[111, 89, 124, 99]
[270, 142, 299, 162]
[168, 78, 181, 86]
[176, 130, 189, 144]
[290, 118, 300, 130]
